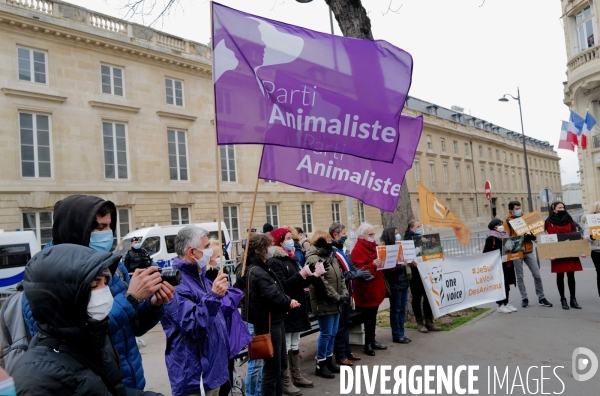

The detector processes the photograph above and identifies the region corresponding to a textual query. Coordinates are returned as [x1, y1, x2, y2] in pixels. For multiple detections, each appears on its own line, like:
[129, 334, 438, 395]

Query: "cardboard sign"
[399, 240, 416, 262]
[413, 233, 444, 262]
[538, 234, 558, 244]
[586, 214, 600, 240]
[376, 244, 402, 270]
[501, 236, 524, 262]
[536, 240, 590, 260]
[508, 211, 545, 236]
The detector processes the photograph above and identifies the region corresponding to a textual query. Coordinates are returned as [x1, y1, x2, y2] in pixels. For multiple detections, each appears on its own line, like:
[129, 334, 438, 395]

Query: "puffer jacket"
[582, 215, 600, 251]
[306, 245, 348, 316]
[12, 244, 161, 396]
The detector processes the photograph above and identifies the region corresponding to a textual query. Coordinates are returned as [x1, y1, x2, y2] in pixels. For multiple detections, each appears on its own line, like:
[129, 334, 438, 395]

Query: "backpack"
[0, 285, 31, 373]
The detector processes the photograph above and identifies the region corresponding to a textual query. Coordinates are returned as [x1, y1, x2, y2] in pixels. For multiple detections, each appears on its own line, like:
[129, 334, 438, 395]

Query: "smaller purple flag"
[258, 115, 423, 212]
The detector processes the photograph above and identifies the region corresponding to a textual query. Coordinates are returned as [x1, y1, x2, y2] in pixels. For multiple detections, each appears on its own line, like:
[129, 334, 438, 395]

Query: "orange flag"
[418, 183, 471, 245]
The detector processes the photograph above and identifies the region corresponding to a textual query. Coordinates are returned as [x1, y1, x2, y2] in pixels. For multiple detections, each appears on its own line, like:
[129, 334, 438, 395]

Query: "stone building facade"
[0, 0, 561, 247]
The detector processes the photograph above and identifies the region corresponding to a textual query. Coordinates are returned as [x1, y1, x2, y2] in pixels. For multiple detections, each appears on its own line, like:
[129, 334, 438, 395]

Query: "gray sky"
[66, 0, 578, 185]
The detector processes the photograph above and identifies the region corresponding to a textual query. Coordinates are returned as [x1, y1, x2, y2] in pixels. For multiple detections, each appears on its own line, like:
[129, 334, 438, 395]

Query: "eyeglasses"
[367, 233, 375, 237]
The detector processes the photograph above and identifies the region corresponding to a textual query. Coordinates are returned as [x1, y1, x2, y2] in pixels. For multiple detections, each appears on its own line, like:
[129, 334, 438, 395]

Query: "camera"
[158, 267, 181, 286]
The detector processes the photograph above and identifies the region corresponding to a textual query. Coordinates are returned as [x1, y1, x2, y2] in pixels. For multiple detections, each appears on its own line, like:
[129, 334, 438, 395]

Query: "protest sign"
[376, 244, 402, 270]
[538, 234, 558, 244]
[536, 240, 590, 260]
[212, 2, 413, 162]
[418, 184, 471, 244]
[412, 233, 443, 262]
[585, 214, 600, 239]
[501, 236, 524, 262]
[507, 212, 545, 236]
[399, 240, 416, 262]
[418, 251, 505, 319]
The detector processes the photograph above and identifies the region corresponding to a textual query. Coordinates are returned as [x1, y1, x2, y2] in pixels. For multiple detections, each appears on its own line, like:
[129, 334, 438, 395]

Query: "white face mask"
[367, 237, 375, 243]
[195, 248, 213, 269]
[496, 226, 505, 233]
[88, 287, 114, 321]
[265, 246, 276, 259]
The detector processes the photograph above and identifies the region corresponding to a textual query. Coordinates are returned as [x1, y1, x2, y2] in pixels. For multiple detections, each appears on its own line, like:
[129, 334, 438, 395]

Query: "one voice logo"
[339, 348, 598, 395]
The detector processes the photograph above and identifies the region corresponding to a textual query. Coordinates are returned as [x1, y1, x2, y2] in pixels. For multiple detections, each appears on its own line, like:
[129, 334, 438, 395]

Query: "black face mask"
[556, 210, 566, 217]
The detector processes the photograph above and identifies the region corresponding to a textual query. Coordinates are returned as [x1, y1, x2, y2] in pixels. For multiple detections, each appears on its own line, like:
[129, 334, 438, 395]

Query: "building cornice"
[1, 87, 67, 102]
[156, 111, 198, 121]
[89, 100, 140, 113]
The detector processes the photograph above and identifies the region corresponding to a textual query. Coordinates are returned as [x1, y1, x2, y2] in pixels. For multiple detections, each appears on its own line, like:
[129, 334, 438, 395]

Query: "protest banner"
[399, 240, 416, 262]
[418, 184, 471, 244]
[507, 212, 545, 236]
[258, 116, 423, 211]
[537, 240, 590, 260]
[501, 236, 524, 262]
[538, 234, 558, 244]
[376, 244, 402, 270]
[412, 233, 443, 262]
[212, 2, 413, 162]
[418, 251, 505, 319]
[585, 214, 600, 239]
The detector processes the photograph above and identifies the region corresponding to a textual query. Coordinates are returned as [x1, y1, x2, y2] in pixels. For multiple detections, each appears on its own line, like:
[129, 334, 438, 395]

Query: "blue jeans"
[389, 288, 408, 339]
[317, 313, 340, 359]
[245, 323, 264, 396]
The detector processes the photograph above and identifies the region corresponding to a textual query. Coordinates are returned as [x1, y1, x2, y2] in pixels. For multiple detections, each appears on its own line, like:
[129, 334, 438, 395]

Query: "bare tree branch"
[381, 0, 402, 16]
[479, 0, 486, 7]
[121, 0, 182, 29]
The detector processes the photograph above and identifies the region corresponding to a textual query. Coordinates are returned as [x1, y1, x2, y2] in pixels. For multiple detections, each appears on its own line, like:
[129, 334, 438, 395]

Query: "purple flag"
[258, 115, 423, 212]
[212, 2, 413, 163]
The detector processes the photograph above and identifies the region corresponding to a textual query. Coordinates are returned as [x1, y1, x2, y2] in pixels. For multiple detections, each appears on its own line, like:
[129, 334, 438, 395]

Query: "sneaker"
[506, 304, 518, 312]
[497, 305, 511, 314]
[521, 299, 529, 308]
[539, 298, 553, 307]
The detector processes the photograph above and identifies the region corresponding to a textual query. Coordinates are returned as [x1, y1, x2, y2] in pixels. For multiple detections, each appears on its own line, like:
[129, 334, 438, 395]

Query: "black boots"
[364, 343, 375, 356]
[371, 340, 388, 350]
[570, 297, 582, 309]
[315, 358, 335, 379]
[560, 298, 569, 310]
[325, 355, 340, 373]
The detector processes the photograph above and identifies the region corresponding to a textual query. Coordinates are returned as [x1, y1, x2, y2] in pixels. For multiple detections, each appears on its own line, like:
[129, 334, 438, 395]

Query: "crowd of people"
[2, 194, 600, 396]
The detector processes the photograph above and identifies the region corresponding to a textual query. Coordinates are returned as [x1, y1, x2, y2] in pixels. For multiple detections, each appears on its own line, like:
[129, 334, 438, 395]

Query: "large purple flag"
[258, 115, 423, 212]
[212, 2, 413, 163]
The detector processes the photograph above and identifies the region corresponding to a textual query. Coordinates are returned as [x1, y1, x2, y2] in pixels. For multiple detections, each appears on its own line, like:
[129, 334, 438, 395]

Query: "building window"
[220, 145, 237, 182]
[266, 204, 279, 228]
[429, 161, 435, 188]
[103, 121, 128, 179]
[22, 211, 52, 248]
[332, 202, 341, 223]
[171, 207, 190, 225]
[478, 145, 483, 157]
[488, 147, 492, 159]
[264, 180, 277, 184]
[17, 47, 47, 84]
[426, 135, 432, 150]
[165, 78, 184, 106]
[518, 172, 522, 190]
[510, 153, 514, 163]
[464, 143, 470, 156]
[19, 112, 52, 178]
[517, 155, 520, 165]
[413, 160, 420, 187]
[498, 168, 503, 189]
[357, 202, 366, 224]
[535, 173, 539, 186]
[301, 203, 313, 233]
[223, 205, 240, 240]
[496, 149, 500, 161]
[101, 64, 124, 96]
[506, 170, 509, 189]
[480, 166, 485, 184]
[489, 167, 494, 186]
[113, 208, 131, 249]
[168, 129, 188, 181]
[503, 151, 507, 162]
[455, 164, 461, 188]
[443, 163, 449, 188]
[453, 141, 458, 154]
[534, 158, 537, 167]
[576, 6, 595, 52]
[467, 165, 472, 188]
[440, 138, 446, 152]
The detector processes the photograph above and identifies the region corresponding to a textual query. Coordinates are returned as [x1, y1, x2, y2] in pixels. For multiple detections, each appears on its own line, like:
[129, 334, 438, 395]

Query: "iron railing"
[441, 237, 488, 258]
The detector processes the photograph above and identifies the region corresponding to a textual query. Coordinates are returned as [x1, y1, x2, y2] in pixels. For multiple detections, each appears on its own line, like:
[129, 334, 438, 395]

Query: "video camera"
[157, 267, 181, 286]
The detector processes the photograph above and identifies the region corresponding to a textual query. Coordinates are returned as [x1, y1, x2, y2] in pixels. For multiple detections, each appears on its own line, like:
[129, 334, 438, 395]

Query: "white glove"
[299, 264, 312, 279]
[312, 261, 327, 277]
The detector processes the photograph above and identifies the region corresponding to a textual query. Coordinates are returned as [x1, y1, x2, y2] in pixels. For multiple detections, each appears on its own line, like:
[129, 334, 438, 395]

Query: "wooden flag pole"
[241, 175, 260, 276]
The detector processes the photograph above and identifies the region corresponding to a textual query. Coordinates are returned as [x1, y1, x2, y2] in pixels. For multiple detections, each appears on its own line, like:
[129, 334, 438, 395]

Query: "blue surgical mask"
[514, 210, 523, 217]
[415, 228, 423, 236]
[395, 234, 401, 242]
[89, 230, 114, 252]
[133, 243, 142, 250]
[284, 240, 295, 251]
[0, 377, 16, 396]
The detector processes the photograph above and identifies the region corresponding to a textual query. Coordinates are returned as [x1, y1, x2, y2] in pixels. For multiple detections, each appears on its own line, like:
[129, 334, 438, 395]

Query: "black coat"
[384, 265, 409, 291]
[12, 244, 161, 396]
[245, 256, 292, 335]
[268, 247, 312, 333]
[482, 235, 516, 286]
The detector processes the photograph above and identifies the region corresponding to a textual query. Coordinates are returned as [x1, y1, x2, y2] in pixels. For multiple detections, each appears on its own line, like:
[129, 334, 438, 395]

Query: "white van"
[0, 231, 40, 293]
[112, 222, 231, 268]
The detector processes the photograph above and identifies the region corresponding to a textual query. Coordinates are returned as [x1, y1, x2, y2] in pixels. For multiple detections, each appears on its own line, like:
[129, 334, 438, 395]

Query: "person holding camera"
[307, 231, 349, 379]
[161, 225, 249, 396]
[124, 237, 154, 273]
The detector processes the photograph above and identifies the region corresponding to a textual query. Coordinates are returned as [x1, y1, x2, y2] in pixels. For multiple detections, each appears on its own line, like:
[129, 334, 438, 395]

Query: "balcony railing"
[567, 45, 600, 73]
[593, 134, 600, 149]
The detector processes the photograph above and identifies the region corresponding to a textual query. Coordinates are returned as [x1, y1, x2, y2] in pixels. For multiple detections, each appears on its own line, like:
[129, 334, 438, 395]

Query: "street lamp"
[499, 87, 534, 213]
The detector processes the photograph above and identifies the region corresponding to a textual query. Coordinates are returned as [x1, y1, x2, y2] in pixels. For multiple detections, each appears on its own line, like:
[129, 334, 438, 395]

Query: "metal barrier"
[441, 237, 488, 258]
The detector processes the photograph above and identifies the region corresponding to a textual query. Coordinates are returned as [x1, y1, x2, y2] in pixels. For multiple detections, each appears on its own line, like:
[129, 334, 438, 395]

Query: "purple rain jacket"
[161, 257, 248, 395]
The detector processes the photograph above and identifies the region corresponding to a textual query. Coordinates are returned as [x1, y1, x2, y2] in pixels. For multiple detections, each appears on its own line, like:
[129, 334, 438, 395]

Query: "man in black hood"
[12, 244, 162, 395]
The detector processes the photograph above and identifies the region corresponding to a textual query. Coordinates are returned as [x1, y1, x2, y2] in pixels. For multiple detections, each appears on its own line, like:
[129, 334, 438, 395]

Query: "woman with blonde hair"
[583, 201, 600, 298]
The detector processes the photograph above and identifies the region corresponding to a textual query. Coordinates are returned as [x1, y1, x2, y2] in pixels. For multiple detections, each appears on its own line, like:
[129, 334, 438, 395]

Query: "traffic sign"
[540, 188, 554, 204]
[484, 181, 492, 201]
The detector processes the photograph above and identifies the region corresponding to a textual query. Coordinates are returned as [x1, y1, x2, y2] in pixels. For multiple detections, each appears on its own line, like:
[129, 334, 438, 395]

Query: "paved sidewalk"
[141, 258, 600, 395]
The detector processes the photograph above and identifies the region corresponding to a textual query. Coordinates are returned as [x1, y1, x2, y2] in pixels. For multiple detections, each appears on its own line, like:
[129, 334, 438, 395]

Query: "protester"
[545, 202, 584, 310]
[380, 227, 411, 344]
[12, 244, 162, 395]
[263, 223, 274, 235]
[329, 222, 373, 366]
[351, 223, 387, 356]
[269, 228, 318, 395]
[300, 237, 311, 252]
[287, 227, 306, 267]
[161, 225, 249, 396]
[123, 236, 153, 273]
[307, 231, 347, 378]
[294, 227, 305, 240]
[483, 219, 517, 314]
[582, 201, 600, 299]
[21, 194, 172, 390]
[505, 201, 552, 308]
[246, 234, 300, 396]
[405, 220, 442, 332]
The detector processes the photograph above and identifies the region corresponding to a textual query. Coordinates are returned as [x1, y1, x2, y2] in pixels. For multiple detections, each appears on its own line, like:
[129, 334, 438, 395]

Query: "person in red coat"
[544, 201, 585, 310]
[350, 222, 387, 356]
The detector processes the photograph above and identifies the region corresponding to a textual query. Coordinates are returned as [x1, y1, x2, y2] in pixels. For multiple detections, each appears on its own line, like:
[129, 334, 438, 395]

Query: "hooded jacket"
[307, 244, 348, 316]
[161, 257, 249, 396]
[22, 194, 163, 390]
[12, 244, 160, 396]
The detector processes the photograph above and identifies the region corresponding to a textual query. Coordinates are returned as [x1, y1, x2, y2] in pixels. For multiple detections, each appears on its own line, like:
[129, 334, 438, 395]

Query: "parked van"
[112, 222, 231, 268]
[0, 231, 40, 293]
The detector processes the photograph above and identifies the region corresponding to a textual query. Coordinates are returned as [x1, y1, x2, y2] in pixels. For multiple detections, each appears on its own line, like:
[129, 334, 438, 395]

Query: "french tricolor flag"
[559, 121, 575, 151]
[581, 111, 597, 150]
[568, 110, 584, 146]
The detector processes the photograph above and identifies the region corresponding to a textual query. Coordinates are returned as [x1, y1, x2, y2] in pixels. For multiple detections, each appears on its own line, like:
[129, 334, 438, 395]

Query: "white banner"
[418, 251, 506, 319]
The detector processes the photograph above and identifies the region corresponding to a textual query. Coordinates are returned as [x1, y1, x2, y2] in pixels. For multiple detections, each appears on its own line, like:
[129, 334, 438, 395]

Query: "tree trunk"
[326, 0, 416, 321]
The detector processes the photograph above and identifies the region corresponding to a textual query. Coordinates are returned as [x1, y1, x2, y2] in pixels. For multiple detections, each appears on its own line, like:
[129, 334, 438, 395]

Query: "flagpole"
[242, 176, 260, 276]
